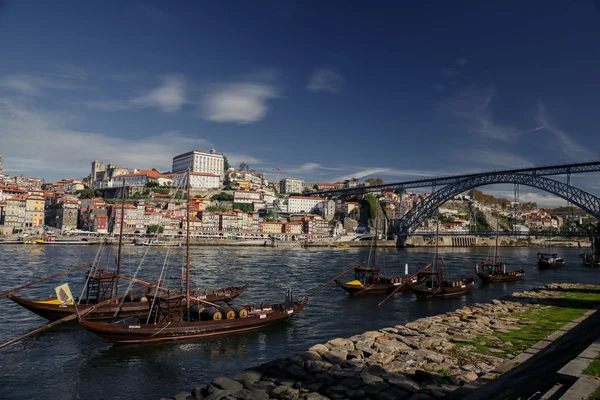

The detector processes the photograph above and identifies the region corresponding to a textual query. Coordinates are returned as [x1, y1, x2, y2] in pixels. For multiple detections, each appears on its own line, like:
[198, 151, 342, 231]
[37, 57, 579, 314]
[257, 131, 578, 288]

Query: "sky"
[1, 0, 600, 207]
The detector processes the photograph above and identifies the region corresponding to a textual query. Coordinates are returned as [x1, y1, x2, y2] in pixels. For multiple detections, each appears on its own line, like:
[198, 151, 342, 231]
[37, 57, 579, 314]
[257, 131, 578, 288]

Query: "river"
[0, 244, 597, 400]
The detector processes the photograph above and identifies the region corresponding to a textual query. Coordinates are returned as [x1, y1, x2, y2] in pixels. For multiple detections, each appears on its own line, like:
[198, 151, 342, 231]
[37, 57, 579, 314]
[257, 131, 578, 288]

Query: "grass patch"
[584, 357, 600, 376]
[588, 386, 600, 400]
[451, 286, 600, 361]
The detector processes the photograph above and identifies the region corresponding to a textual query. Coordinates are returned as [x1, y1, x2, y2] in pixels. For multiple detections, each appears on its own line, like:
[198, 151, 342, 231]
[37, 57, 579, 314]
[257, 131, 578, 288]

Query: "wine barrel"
[219, 305, 236, 320]
[201, 307, 222, 321]
[231, 305, 248, 318]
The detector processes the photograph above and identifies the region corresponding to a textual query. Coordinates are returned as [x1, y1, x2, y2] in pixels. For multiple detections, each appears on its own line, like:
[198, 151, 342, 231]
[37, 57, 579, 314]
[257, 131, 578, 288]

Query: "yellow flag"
[55, 283, 74, 305]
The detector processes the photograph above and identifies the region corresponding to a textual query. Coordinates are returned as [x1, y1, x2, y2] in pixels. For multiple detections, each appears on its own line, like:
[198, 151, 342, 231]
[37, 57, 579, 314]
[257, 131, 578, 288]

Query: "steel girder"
[308, 161, 600, 198]
[393, 173, 600, 238]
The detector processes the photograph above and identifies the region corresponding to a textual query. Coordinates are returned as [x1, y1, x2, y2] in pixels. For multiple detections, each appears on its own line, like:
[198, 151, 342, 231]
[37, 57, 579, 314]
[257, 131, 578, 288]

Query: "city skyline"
[1, 1, 600, 207]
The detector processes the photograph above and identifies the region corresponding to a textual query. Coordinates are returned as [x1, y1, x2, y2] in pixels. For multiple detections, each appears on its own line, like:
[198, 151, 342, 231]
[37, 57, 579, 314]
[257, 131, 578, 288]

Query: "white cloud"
[202, 83, 279, 124]
[85, 74, 187, 113]
[482, 187, 572, 208]
[0, 97, 209, 178]
[0, 74, 77, 96]
[451, 149, 533, 170]
[336, 168, 390, 182]
[131, 75, 186, 112]
[307, 68, 345, 93]
[536, 103, 594, 160]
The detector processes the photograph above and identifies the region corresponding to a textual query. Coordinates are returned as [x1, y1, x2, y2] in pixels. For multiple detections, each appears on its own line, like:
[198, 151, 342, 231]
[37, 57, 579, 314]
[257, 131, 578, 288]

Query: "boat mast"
[115, 179, 126, 297]
[434, 208, 439, 274]
[185, 169, 191, 321]
[494, 214, 499, 265]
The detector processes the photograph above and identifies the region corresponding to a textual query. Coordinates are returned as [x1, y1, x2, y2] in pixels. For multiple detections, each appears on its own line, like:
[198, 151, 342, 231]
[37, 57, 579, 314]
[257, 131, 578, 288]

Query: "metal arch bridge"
[307, 161, 600, 197]
[391, 173, 600, 238]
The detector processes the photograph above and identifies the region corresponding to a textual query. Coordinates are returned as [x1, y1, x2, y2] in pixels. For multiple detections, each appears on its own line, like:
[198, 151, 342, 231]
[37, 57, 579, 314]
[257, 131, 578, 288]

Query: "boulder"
[271, 385, 300, 400]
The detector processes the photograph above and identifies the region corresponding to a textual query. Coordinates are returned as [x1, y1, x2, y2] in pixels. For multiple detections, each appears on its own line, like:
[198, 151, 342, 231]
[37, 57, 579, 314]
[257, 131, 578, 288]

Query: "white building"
[172, 149, 225, 183]
[233, 190, 262, 204]
[280, 178, 303, 194]
[285, 196, 324, 213]
[110, 170, 166, 188]
[167, 172, 221, 190]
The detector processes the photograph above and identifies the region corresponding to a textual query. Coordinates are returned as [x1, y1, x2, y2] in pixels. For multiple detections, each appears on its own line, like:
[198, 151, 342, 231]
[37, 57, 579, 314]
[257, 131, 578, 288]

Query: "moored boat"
[476, 218, 525, 282]
[334, 263, 417, 295]
[537, 252, 565, 268]
[79, 169, 307, 345]
[409, 207, 474, 299]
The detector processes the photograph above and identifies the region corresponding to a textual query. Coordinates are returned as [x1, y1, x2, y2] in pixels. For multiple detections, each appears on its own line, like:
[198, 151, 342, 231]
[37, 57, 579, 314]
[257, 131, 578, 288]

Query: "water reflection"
[1, 245, 599, 400]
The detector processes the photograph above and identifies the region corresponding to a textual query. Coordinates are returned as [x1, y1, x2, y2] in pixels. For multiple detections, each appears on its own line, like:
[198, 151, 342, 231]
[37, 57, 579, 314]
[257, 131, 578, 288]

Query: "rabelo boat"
[79, 170, 307, 344]
[476, 218, 524, 282]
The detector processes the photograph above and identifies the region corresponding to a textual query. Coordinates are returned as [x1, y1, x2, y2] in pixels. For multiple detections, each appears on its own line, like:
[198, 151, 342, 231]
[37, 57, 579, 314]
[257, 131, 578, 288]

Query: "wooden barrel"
[219, 305, 236, 320]
[201, 307, 222, 320]
[231, 305, 248, 318]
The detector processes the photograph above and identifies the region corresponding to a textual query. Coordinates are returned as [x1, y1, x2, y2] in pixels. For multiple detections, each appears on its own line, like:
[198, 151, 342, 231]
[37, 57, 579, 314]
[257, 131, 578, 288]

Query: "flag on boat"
[55, 283, 74, 305]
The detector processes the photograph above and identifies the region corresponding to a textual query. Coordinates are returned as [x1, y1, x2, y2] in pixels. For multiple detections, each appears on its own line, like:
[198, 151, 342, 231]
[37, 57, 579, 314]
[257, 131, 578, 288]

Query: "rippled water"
[0, 244, 598, 400]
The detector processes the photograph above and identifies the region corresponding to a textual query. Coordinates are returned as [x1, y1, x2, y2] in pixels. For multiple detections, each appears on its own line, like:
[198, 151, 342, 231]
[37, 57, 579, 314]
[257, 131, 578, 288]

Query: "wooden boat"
[334, 209, 418, 295]
[335, 263, 417, 295]
[79, 170, 307, 344]
[6, 182, 247, 322]
[537, 252, 565, 268]
[409, 208, 474, 298]
[476, 218, 525, 282]
[35, 236, 96, 245]
[7, 280, 248, 322]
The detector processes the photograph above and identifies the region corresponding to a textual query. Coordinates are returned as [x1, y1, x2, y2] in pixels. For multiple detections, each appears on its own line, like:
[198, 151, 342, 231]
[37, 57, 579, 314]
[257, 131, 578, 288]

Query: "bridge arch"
[394, 173, 600, 238]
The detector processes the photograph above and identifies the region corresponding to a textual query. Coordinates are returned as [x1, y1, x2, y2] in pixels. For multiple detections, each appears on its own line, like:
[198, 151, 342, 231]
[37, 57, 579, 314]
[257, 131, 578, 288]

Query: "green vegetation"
[470, 210, 490, 232]
[207, 205, 230, 212]
[211, 192, 234, 201]
[152, 188, 170, 194]
[453, 287, 600, 362]
[147, 225, 164, 234]
[145, 181, 160, 188]
[587, 387, 600, 400]
[233, 202, 254, 212]
[223, 156, 230, 171]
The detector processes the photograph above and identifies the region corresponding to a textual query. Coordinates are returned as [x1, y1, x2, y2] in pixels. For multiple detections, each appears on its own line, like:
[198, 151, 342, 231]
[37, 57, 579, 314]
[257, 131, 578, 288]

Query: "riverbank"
[165, 283, 600, 400]
[0, 236, 590, 248]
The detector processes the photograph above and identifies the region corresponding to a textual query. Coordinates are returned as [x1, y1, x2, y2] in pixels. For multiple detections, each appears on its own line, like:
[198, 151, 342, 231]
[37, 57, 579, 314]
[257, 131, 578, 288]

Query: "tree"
[147, 225, 164, 234]
[211, 192, 234, 201]
[223, 156, 230, 171]
[313, 184, 319, 190]
[239, 162, 250, 171]
[145, 181, 159, 188]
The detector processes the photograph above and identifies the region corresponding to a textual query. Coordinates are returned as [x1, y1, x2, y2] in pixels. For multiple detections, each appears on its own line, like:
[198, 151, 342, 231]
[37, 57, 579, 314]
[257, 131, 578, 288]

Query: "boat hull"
[477, 271, 524, 283]
[334, 279, 412, 295]
[80, 298, 308, 344]
[8, 284, 248, 322]
[538, 260, 565, 269]
[409, 281, 474, 299]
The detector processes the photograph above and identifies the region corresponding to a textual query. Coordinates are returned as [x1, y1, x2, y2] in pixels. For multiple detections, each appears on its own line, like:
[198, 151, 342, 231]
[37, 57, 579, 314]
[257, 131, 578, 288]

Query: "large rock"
[305, 360, 332, 374]
[327, 337, 355, 350]
[381, 373, 420, 394]
[234, 367, 265, 385]
[322, 349, 348, 364]
[374, 337, 411, 354]
[380, 386, 410, 400]
[367, 351, 395, 365]
[360, 371, 384, 385]
[232, 388, 269, 400]
[213, 377, 243, 393]
[272, 385, 300, 400]
[308, 344, 330, 356]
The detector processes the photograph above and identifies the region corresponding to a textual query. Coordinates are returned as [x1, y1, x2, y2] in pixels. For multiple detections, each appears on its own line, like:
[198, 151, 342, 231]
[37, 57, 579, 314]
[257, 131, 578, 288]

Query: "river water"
[0, 244, 598, 400]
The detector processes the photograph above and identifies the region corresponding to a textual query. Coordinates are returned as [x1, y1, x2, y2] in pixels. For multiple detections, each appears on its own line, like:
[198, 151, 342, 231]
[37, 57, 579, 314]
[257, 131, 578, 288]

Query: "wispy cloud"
[307, 68, 345, 93]
[536, 103, 594, 160]
[86, 74, 187, 112]
[336, 168, 390, 182]
[0, 97, 208, 178]
[451, 149, 533, 170]
[131, 75, 186, 112]
[201, 83, 280, 124]
[0, 73, 78, 96]
[455, 58, 468, 66]
[443, 86, 542, 142]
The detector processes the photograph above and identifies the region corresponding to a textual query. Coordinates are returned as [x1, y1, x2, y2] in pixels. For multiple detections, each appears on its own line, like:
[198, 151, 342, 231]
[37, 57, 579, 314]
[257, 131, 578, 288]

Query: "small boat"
[80, 169, 307, 344]
[142, 240, 181, 247]
[334, 209, 418, 295]
[476, 218, 525, 282]
[537, 252, 566, 268]
[409, 208, 474, 299]
[35, 237, 96, 245]
[335, 263, 417, 295]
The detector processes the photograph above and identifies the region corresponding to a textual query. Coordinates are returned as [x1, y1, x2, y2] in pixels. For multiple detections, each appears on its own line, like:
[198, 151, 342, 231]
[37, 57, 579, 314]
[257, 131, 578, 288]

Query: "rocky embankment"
[166, 290, 568, 400]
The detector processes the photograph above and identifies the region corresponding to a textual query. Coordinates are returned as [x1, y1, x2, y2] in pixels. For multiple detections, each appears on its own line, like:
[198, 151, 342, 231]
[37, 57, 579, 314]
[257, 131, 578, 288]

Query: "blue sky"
[1, 0, 600, 206]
